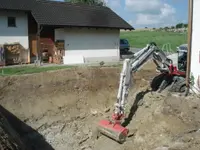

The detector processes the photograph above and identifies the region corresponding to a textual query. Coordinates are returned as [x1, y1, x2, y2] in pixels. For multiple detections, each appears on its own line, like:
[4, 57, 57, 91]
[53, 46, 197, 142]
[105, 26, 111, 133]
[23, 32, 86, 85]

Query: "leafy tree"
[176, 23, 184, 28]
[184, 23, 188, 28]
[65, 0, 106, 6]
[164, 26, 169, 30]
[171, 26, 175, 29]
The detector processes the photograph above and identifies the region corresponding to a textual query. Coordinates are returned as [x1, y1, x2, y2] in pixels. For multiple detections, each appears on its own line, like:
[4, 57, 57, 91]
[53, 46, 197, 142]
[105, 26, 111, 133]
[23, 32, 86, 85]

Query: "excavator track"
[169, 77, 186, 93]
[150, 74, 186, 93]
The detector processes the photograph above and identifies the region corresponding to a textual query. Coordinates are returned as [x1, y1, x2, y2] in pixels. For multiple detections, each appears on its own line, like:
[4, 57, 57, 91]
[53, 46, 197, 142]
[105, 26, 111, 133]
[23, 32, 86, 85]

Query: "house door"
[31, 40, 37, 56]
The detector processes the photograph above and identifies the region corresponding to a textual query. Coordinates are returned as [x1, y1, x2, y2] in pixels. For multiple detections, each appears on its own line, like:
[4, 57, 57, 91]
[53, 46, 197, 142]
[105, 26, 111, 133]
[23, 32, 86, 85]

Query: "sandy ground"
[0, 61, 200, 150]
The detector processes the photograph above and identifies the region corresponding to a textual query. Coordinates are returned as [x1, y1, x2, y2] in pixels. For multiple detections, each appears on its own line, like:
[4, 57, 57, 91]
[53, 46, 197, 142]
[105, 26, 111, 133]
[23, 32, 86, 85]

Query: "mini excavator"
[96, 42, 187, 143]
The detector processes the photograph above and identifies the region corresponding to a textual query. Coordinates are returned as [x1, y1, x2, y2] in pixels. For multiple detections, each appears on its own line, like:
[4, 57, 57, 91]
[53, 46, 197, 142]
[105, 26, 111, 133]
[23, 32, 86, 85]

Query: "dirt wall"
[0, 62, 157, 150]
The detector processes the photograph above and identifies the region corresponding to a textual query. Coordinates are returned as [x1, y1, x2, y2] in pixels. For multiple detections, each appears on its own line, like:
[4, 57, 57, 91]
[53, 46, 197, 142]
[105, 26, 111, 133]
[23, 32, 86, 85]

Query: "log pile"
[53, 40, 65, 64]
[3, 43, 29, 65]
[0, 45, 5, 66]
[53, 49, 64, 64]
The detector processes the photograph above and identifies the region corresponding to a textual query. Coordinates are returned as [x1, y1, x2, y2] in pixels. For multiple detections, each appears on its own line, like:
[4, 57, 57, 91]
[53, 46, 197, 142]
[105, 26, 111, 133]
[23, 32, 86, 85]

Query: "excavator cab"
[177, 44, 188, 72]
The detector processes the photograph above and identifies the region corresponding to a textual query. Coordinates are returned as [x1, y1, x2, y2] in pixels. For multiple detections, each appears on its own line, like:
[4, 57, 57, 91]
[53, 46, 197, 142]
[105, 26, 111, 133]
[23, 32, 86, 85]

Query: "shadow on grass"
[0, 105, 54, 150]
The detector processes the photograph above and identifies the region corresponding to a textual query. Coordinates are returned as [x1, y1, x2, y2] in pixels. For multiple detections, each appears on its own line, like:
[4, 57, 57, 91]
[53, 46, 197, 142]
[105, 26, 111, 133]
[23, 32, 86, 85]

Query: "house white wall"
[55, 27, 120, 64]
[0, 10, 29, 49]
[191, 0, 200, 93]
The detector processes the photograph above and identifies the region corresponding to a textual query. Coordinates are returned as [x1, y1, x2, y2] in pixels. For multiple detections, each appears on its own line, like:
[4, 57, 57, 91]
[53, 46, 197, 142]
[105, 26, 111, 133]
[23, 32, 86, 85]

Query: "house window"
[7, 17, 16, 27]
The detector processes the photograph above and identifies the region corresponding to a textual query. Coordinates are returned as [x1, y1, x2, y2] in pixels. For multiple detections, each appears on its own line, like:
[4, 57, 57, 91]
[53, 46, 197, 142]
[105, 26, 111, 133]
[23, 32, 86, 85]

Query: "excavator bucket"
[96, 119, 129, 144]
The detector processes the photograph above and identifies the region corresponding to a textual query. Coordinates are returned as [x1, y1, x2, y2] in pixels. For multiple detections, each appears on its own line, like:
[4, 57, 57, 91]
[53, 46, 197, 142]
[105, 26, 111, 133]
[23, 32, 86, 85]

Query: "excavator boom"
[96, 42, 180, 143]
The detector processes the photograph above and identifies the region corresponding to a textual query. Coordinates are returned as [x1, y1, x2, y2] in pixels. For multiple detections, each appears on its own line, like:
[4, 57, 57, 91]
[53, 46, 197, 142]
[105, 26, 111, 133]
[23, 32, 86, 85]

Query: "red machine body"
[168, 64, 186, 76]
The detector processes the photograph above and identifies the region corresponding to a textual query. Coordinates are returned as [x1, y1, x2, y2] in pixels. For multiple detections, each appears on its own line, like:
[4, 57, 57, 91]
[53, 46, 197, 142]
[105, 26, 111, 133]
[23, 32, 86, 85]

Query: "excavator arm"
[114, 42, 172, 119]
[97, 42, 175, 143]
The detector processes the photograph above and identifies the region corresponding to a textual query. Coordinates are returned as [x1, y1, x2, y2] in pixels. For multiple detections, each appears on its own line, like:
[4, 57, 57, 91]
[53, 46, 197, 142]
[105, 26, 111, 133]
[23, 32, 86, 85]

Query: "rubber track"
[170, 77, 186, 93]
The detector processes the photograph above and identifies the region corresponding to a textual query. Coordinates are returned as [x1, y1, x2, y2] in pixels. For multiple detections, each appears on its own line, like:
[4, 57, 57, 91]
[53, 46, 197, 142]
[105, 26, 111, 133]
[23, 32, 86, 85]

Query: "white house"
[0, 0, 134, 65]
[190, 0, 200, 93]
[0, 10, 29, 49]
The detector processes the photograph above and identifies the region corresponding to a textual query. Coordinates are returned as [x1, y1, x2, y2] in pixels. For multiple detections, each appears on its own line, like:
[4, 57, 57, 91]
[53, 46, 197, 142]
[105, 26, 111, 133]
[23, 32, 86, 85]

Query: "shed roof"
[32, 0, 133, 30]
[0, 0, 134, 30]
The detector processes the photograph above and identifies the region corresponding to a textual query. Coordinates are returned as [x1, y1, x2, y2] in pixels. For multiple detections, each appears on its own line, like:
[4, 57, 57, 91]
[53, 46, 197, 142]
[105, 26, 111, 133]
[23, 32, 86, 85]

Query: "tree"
[171, 26, 175, 29]
[164, 26, 169, 30]
[176, 23, 184, 28]
[65, 0, 106, 6]
[184, 23, 188, 28]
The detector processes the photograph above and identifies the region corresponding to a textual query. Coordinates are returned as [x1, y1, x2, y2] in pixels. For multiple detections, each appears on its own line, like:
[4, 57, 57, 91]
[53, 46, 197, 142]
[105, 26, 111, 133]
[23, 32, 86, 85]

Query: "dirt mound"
[0, 61, 199, 150]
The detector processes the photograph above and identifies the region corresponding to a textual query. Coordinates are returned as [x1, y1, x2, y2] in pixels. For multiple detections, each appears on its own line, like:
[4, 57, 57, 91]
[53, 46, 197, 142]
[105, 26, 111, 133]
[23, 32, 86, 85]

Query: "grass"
[0, 63, 123, 76]
[120, 30, 188, 51]
[0, 65, 73, 76]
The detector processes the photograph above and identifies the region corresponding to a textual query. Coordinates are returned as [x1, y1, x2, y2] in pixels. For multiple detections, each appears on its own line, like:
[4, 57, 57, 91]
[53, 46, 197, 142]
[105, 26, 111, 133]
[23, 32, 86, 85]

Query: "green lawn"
[0, 64, 122, 76]
[120, 30, 188, 51]
[0, 65, 73, 76]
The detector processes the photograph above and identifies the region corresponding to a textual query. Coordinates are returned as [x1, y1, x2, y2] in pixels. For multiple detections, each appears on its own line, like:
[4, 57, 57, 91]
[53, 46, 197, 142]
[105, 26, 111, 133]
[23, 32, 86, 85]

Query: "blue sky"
[57, 0, 188, 29]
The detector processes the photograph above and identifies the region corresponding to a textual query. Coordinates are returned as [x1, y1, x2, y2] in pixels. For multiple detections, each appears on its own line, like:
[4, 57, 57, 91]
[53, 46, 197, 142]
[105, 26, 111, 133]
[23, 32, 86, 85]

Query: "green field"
[120, 30, 188, 51]
[0, 65, 73, 76]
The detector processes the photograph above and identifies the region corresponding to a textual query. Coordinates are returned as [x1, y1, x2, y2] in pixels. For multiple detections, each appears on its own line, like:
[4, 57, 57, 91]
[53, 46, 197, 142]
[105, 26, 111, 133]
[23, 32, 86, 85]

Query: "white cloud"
[125, 0, 176, 27]
[125, 0, 161, 14]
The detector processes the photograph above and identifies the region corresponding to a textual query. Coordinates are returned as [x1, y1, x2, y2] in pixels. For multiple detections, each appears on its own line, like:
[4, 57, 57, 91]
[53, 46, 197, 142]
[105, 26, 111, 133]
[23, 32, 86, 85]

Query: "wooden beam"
[185, 0, 193, 95]
[36, 24, 43, 65]
[27, 48, 30, 64]
[36, 24, 40, 65]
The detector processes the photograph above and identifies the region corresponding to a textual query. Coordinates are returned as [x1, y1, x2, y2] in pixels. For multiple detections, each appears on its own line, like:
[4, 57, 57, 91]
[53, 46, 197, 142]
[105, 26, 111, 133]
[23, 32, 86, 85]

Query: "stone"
[154, 147, 169, 150]
[104, 107, 110, 113]
[90, 109, 98, 115]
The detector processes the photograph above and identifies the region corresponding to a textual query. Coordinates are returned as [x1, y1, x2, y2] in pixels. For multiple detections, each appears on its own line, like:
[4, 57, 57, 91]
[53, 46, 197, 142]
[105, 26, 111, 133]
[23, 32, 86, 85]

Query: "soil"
[0, 61, 200, 150]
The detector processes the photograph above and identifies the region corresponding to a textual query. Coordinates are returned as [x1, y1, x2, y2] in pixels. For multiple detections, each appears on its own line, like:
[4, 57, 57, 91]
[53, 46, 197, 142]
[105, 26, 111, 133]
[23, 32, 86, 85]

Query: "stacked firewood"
[53, 41, 65, 64]
[53, 48, 64, 64]
[3, 43, 29, 65]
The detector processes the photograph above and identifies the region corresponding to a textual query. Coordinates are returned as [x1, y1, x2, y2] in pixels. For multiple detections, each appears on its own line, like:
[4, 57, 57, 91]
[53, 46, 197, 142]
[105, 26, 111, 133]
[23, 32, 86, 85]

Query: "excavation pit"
[0, 62, 200, 150]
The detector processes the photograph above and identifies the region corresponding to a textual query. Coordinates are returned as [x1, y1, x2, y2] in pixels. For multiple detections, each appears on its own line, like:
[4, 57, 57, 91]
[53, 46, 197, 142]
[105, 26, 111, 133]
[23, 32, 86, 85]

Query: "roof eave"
[0, 8, 31, 12]
[37, 24, 134, 30]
